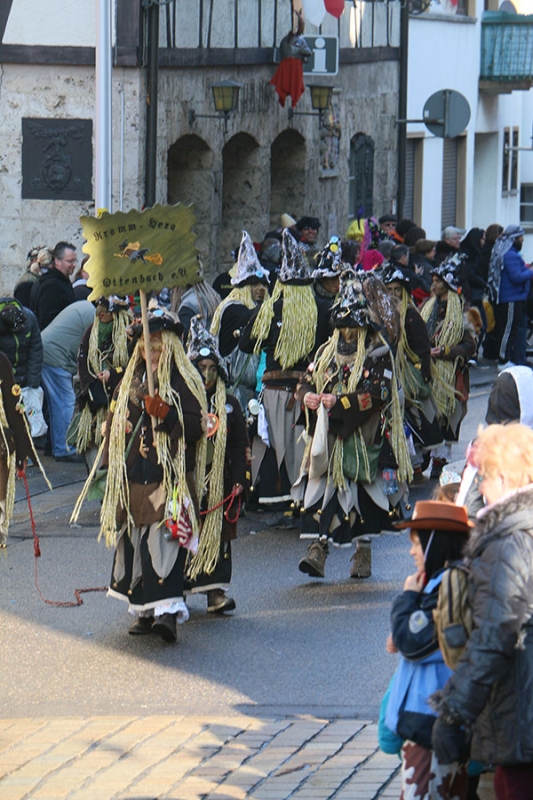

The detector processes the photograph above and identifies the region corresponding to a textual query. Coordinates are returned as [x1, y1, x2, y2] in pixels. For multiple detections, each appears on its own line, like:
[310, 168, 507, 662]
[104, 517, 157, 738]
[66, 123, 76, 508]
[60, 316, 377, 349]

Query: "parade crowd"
[2, 212, 533, 800]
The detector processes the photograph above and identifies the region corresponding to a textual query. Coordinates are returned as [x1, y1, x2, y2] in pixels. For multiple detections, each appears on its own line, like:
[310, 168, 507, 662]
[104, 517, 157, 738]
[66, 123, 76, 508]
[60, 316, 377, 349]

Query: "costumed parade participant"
[380, 265, 442, 484]
[75, 296, 132, 469]
[239, 228, 330, 527]
[174, 273, 221, 341]
[294, 270, 412, 579]
[0, 352, 42, 546]
[420, 255, 479, 478]
[311, 236, 343, 319]
[74, 306, 208, 643]
[210, 230, 270, 411]
[186, 317, 250, 613]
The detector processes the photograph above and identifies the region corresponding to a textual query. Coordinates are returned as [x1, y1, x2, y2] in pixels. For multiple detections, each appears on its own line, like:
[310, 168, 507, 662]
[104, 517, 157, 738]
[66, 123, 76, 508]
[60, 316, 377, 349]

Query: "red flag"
[325, 0, 345, 17]
[270, 58, 306, 108]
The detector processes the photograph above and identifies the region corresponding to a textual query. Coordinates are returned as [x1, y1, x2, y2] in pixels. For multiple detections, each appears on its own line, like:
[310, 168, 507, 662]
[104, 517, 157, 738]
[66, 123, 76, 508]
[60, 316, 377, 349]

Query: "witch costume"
[92, 307, 207, 643]
[0, 352, 38, 546]
[239, 228, 330, 524]
[186, 317, 250, 613]
[312, 236, 344, 320]
[294, 271, 412, 579]
[210, 230, 270, 411]
[380, 265, 443, 479]
[420, 256, 478, 476]
[75, 296, 132, 469]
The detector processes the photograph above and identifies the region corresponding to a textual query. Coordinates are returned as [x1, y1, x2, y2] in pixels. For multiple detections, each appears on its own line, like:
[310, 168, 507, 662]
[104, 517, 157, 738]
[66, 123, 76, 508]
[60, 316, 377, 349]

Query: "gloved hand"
[143, 391, 171, 420]
[431, 717, 470, 765]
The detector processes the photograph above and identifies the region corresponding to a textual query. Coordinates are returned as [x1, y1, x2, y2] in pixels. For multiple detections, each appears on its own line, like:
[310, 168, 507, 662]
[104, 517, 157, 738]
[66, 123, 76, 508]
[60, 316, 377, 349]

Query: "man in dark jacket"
[0, 298, 42, 388]
[30, 241, 77, 330]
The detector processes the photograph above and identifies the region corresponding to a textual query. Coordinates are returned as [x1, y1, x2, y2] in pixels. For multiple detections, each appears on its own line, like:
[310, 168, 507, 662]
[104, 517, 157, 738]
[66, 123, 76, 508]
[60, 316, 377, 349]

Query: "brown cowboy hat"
[394, 500, 474, 533]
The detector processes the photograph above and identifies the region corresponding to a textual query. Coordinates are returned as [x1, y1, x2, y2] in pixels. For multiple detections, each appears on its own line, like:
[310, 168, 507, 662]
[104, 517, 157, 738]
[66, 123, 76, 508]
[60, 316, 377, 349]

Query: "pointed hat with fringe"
[231, 230, 270, 286]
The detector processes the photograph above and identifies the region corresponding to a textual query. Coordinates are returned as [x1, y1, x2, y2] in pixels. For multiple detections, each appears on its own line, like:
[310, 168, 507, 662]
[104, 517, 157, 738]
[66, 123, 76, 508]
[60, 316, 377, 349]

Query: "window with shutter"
[404, 139, 415, 221]
[348, 134, 375, 220]
[441, 138, 458, 229]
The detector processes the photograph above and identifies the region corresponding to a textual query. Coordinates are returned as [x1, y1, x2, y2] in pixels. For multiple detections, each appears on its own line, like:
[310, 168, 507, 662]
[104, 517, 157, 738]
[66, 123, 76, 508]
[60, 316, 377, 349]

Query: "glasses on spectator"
[62, 258, 77, 265]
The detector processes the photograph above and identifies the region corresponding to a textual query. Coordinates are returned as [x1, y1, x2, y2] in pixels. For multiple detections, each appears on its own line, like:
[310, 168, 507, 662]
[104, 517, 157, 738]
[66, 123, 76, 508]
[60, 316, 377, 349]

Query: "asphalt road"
[0, 370, 494, 723]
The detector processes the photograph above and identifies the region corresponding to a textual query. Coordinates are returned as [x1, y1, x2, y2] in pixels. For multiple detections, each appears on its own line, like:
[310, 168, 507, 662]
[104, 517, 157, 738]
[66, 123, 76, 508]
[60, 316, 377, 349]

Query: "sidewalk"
[0, 715, 498, 800]
[0, 715, 402, 800]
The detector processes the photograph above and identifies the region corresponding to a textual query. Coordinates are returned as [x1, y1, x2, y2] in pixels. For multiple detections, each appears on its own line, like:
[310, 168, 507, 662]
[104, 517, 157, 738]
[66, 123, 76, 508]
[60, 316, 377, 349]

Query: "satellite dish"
[423, 89, 471, 139]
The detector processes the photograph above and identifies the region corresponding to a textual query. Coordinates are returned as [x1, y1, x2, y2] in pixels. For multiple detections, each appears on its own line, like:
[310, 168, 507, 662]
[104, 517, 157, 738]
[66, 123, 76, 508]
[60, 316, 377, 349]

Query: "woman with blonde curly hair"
[432, 423, 533, 799]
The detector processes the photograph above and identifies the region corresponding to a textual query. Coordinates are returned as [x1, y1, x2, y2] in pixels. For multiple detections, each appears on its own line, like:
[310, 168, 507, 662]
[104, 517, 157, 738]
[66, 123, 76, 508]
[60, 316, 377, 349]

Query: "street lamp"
[189, 80, 242, 134]
[289, 85, 334, 124]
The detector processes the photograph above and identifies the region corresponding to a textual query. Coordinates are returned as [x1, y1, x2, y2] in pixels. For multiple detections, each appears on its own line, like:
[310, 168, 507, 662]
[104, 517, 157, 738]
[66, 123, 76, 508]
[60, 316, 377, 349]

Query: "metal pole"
[145, 0, 160, 208]
[95, 0, 113, 214]
[396, 0, 409, 221]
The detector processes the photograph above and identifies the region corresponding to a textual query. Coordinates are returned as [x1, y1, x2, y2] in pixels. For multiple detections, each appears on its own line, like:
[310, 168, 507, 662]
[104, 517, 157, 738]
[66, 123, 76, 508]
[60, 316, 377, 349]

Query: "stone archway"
[221, 132, 266, 268]
[270, 129, 306, 230]
[167, 134, 212, 264]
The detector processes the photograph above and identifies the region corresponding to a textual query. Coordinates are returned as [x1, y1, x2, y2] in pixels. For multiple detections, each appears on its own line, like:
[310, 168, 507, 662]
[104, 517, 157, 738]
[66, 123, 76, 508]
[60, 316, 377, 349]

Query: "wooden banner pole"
[139, 290, 158, 438]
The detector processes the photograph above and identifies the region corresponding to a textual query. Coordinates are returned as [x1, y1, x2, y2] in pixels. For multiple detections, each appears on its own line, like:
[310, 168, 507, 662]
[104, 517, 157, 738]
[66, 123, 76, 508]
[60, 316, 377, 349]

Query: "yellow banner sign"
[80, 203, 200, 301]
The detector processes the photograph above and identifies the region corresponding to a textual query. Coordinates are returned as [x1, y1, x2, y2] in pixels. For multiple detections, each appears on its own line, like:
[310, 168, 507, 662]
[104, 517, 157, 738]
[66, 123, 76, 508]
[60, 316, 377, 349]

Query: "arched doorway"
[270, 129, 306, 229]
[167, 134, 212, 264]
[221, 132, 264, 268]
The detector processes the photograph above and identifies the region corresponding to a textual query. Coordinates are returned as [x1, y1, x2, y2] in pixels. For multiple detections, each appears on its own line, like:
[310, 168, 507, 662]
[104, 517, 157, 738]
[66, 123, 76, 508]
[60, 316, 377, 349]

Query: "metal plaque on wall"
[22, 118, 93, 201]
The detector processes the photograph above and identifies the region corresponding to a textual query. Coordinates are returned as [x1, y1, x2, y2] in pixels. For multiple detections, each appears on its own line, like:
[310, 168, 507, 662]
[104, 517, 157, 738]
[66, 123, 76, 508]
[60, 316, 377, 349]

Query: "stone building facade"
[0, 0, 400, 292]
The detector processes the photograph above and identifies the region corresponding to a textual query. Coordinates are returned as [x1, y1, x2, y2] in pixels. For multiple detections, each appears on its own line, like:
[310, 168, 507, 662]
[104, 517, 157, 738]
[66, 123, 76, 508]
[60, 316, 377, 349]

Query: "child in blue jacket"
[385, 500, 472, 800]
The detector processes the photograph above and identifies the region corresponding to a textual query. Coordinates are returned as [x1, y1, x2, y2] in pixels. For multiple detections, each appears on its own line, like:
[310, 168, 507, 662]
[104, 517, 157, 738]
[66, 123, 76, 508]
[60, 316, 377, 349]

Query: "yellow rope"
[78, 310, 131, 454]
[274, 285, 317, 369]
[379, 333, 413, 484]
[420, 293, 463, 418]
[251, 281, 282, 353]
[187, 377, 227, 580]
[210, 286, 256, 336]
[70, 438, 106, 524]
[0, 399, 15, 545]
[395, 291, 428, 405]
[251, 283, 317, 369]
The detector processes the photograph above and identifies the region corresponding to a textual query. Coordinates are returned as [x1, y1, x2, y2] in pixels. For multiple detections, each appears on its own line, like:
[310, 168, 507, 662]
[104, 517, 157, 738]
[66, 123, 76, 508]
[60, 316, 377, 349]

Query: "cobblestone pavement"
[0, 716, 402, 800]
[0, 715, 497, 800]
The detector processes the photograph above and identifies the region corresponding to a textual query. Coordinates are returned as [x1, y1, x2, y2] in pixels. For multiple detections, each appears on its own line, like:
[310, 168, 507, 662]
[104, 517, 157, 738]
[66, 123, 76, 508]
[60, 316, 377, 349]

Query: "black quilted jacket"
[438, 486, 533, 765]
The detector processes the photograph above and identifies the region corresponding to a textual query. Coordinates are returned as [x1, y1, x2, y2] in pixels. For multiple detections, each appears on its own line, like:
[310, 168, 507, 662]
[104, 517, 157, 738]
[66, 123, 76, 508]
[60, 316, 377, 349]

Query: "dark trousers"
[496, 300, 528, 365]
[494, 763, 533, 800]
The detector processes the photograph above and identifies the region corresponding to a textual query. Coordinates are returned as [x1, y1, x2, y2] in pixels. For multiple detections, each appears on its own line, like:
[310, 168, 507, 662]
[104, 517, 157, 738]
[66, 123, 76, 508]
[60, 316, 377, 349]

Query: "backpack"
[432, 561, 473, 670]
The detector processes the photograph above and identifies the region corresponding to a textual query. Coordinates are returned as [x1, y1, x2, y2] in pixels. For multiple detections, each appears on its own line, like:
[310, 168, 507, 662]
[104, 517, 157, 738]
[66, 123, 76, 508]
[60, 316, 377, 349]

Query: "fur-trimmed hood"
[467, 483, 533, 559]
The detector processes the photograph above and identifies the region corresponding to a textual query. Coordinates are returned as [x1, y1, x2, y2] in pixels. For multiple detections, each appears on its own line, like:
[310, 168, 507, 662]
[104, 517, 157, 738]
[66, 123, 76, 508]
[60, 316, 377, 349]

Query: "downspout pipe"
[95, 0, 113, 214]
[144, 0, 159, 208]
[396, 0, 409, 222]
